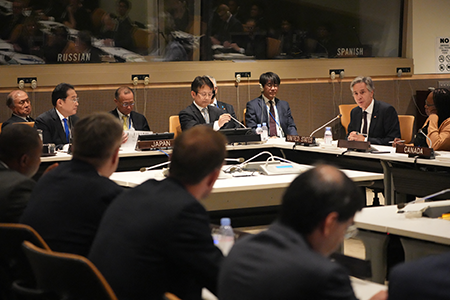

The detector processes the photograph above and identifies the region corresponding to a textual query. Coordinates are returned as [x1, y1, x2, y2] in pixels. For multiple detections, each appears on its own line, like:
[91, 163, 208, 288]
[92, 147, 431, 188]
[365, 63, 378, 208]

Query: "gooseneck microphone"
[209, 105, 247, 128]
[140, 161, 171, 172]
[397, 188, 450, 210]
[418, 128, 433, 148]
[225, 157, 245, 163]
[309, 114, 342, 137]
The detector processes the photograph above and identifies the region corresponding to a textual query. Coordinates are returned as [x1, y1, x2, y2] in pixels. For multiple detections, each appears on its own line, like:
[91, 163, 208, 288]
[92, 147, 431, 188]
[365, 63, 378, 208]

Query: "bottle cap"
[262, 122, 266, 126]
[257, 124, 261, 127]
[326, 127, 331, 130]
[220, 217, 231, 226]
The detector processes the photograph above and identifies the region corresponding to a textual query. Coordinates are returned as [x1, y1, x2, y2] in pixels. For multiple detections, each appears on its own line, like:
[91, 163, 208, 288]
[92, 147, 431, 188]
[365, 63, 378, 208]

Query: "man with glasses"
[35, 83, 79, 148]
[179, 76, 233, 131]
[110, 86, 150, 131]
[245, 72, 298, 137]
[2, 90, 35, 129]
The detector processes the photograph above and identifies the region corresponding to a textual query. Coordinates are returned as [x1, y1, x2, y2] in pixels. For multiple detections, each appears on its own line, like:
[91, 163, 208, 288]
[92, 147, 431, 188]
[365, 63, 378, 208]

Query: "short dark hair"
[169, 126, 227, 185]
[114, 86, 134, 100]
[72, 113, 123, 168]
[433, 88, 450, 127]
[52, 83, 75, 107]
[0, 124, 41, 164]
[259, 72, 280, 87]
[6, 92, 15, 108]
[191, 76, 214, 94]
[279, 165, 364, 236]
[118, 0, 131, 10]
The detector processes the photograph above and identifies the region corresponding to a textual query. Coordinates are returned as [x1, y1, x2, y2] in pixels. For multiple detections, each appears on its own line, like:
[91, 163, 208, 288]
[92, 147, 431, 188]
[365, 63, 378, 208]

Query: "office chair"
[169, 115, 182, 138]
[0, 223, 50, 300]
[20, 241, 118, 300]
[338, 104, 357, 134]
[398, 115, 415, 144]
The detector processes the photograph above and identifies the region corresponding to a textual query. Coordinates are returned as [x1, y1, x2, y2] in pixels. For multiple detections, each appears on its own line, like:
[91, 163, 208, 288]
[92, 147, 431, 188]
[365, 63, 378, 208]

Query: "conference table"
[354, 200, 450, 283]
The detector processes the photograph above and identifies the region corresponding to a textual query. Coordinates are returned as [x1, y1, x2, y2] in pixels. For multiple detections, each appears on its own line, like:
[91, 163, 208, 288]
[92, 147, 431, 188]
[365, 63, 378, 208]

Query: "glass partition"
[0, 0, 403, 65]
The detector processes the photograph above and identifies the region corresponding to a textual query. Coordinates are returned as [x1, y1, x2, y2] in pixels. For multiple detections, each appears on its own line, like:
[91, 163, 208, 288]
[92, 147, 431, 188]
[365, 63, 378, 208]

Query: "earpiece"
[259, 83, 263, 92]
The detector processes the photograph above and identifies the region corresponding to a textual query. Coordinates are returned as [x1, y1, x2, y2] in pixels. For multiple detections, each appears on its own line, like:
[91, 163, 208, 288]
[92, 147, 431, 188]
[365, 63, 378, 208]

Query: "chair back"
[0, 223, 50, 298]
[339, 104, 358, 134]
[22, 241, 118, 300]
[243, 108, 247, 126]
[169, 115, 182, 138]
[398, 115, 415, 144]
[14, 122, 35, 127]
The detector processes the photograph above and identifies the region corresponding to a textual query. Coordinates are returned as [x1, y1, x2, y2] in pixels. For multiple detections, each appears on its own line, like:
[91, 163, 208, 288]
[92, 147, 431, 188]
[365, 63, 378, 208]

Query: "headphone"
[259, 83, 264, 92]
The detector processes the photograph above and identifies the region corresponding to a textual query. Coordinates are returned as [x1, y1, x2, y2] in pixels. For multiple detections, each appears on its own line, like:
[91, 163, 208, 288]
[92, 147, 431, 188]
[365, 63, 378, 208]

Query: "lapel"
[191, 103, 206, 124]
[258, 96, 269, 123]
[51, 108, 67, 143]
[369, 99, 379, 133]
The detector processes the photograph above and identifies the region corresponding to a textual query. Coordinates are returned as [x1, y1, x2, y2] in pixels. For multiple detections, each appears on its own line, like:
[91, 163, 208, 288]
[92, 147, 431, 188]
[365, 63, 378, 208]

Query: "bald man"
[2, 90, 35, 129]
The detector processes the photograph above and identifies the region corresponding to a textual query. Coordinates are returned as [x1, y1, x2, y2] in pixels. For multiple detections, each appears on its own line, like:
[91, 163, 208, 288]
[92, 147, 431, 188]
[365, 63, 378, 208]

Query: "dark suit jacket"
[179, 103, 236, 131]
[245, 96, 298, 136]
[347, 99, 401, 145]
[216, 100, 237, 120]
[0, 163, 35, 223]
[20, 159, 123, 257]
[389, 252, 450, 300]
[89, 177, 223, 300]
[109, 109, 150, 131]
[35, 108, 79, 146]
[2, 115, 35, 129]
[218, 222, 357, 300]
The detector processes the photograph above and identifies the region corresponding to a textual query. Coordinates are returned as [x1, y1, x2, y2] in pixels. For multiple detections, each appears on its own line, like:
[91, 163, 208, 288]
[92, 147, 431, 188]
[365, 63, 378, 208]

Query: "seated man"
[347, 76, 401, 145]
[89, 126, 225, 300]
[20, 113, 124, 257]
[110, 86, 150, 131]
[245, 72, 298, 137]
[218, 165, 387, 300]
[179, 76, 234, 130]
[35, 83, 79, 147]
[208, 75, 238, 122]
[0, 125, 41, 223]
[2, 90, 35, 129]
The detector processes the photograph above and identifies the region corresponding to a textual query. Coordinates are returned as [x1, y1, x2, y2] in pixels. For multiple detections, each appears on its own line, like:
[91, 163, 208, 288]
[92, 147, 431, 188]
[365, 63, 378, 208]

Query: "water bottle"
[217, 217, 235, 255]
[261, 123, 268, 141]
[324, 126, 333, 145]
[255, 124, 263, 136]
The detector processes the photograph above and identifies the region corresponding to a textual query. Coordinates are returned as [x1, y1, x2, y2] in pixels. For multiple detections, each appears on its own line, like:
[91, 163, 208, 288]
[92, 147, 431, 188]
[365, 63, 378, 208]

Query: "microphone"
[398, 188, 450, 210]
[140, 161, 170, 172]
[225, 157, 245, 163]
[309, 114, 342, 137]
[418, 128, 432, 148]
[209, 105, 247, 128]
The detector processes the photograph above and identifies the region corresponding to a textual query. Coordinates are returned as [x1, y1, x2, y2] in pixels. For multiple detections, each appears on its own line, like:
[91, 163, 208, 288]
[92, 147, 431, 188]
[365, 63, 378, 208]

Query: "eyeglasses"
[425, 102, 435, 107]
[65, 97, 79, 103]
[197, 92, 213, 98]
[266, 83, 279, 88]
[121, 102, 135, 107]
[17, 98, 30, 105]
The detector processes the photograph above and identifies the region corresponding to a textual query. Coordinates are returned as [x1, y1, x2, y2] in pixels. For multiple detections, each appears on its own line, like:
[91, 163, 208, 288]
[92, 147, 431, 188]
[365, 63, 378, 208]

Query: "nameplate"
[395, 144, 435, 159]
[286, 135, 317, 146]
[136, 139, 174, 150]
[337, 140, 371, 151]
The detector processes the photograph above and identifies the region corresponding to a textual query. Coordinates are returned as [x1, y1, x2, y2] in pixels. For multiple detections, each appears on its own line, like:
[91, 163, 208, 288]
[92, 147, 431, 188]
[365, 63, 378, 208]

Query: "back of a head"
[52, 83, 74, 107]
[433, 88, 450, 126]
[0, 124, 41, 165]
[169, 126, 227, 185]
[279, 165, 364, 236]
[259, 72, 280, 86]
[72, 113, 122, 168]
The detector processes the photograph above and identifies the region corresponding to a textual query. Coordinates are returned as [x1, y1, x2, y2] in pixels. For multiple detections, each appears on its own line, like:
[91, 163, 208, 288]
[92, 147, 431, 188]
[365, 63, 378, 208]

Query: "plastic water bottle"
[217, 218, 235, 256]
[255, 124, 263, 137]
[324, 126, 333, 145]
[261, 123, 268, 141]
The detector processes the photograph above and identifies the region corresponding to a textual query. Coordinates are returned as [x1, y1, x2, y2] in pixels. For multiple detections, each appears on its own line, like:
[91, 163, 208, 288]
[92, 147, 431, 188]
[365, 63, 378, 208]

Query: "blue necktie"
[63, 118, 70, 142]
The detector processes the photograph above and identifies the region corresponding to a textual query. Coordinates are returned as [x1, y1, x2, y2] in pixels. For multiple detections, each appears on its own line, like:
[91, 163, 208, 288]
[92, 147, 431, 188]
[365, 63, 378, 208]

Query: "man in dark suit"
[179, 76, 233, 131]
[245, 72, 298, 137]
[110, 86, 150, 131]
[347, 76, 401, 145]
[35, 83, 79, 148]
[2, 90, 35, 129]
[20, 113, 124, 257]
[208, 75, 239, 124]
[0, 124, 42, 223]
[89, 126, 225, 300]
[388, 252, 450, 300]
[218, 165, 387, 300]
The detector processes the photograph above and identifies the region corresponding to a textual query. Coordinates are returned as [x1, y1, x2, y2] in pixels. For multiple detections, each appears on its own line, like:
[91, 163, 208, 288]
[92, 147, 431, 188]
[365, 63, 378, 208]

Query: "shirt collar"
[364, 99, 374, 115]
[55, 107, 66, 121]
[193, 101, 207, 111]
[116, 108, 129, 118]
[262, 94, 275, 105]
[12, 113, 28, 121]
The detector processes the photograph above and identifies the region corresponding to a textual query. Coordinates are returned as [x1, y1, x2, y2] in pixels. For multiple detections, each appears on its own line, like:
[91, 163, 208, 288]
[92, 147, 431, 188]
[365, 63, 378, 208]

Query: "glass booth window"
[0, 0, 402, 64]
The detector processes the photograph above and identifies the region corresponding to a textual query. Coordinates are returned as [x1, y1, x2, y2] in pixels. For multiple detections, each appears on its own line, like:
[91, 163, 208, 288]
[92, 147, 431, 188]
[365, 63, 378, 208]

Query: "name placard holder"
[395, 144, 435, 159]
[286, 135, 318, 146]
[136, 139, 174, 151]
[337, 140, 371, 152]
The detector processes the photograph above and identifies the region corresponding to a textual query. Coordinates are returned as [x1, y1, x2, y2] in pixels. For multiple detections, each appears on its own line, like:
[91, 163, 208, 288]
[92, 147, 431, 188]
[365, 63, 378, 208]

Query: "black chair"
[20, 241, 117, 300]
[0, 223, 50, 300]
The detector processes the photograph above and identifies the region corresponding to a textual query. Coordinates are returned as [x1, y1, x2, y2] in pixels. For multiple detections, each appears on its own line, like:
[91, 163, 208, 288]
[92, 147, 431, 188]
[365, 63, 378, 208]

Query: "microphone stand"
[309, 114, 342, 137]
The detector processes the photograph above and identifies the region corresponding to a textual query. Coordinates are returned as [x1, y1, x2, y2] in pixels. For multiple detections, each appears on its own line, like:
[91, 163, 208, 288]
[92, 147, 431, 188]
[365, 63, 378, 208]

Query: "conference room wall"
[0, 76, 447, 137]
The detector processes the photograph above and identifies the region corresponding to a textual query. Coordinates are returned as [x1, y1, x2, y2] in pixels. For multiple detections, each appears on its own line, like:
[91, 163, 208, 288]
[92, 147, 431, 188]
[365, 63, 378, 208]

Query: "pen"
[389, 140, 405, 143]
[356, 132, 367, 137]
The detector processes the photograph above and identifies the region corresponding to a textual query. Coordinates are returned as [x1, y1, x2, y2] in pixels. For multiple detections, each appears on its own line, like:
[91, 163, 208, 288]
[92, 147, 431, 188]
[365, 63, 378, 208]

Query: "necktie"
[63, 118, 70, 143]
[362, 111, 368, 134]
[269, 101, 277, 137]
[122, 115, 128, 131]
[26, 116, 32, 122]
[202, 108, 210, 123]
